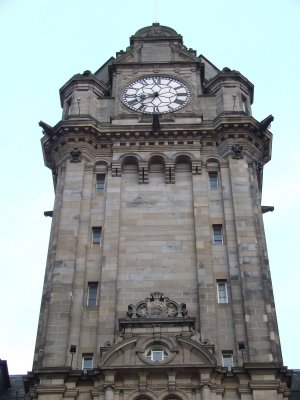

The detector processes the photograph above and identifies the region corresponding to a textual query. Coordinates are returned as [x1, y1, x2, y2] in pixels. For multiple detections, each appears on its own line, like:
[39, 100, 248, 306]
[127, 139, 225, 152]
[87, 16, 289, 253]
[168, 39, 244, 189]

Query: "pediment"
[113, 42, 199, 65]
[99, 335, 216, 369]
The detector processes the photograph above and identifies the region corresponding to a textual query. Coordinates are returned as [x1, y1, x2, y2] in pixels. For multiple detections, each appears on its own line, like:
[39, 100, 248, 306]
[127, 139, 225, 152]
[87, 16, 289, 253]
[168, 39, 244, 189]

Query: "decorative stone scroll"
[127, 292, 188, 319]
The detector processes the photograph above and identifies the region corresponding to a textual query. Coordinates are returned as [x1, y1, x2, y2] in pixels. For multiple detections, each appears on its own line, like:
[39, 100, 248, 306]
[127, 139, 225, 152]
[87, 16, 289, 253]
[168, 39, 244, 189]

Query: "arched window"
[148, 155, 165, 184]
[175, 155, 192, 172]
[122, 156, 139, 184]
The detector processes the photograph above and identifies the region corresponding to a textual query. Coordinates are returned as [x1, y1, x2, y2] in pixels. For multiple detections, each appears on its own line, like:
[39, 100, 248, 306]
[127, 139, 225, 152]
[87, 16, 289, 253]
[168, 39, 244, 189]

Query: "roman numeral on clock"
[127, 99, 139, 106]
[174, 99, 185, 105]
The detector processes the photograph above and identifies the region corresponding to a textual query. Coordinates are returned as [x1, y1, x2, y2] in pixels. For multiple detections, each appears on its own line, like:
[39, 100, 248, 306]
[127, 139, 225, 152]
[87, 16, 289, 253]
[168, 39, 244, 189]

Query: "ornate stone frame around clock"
[120, 74, 192, 115]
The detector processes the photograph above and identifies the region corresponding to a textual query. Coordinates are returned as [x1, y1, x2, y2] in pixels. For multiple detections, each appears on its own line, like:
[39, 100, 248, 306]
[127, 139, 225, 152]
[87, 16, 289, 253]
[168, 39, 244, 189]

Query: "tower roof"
[134, 23, 179, 37]
[130, 22, 183, 44]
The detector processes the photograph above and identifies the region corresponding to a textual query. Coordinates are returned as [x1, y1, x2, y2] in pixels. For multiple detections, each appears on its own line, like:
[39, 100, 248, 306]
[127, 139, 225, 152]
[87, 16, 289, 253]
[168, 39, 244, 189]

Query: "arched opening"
[175, 155, 192, 188]
[175, 155, 192, 172]
[148, 155, 165, 184]
[122, 155, 139, 185]
[122, 155, 139, 172]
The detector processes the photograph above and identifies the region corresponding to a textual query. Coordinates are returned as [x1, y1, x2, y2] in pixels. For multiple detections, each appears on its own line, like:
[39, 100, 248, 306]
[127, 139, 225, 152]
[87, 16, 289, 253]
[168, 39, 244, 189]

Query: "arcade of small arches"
[128, 394, 186, 400]
[123, 389, 189, 400]
[91, 154, 222, 184]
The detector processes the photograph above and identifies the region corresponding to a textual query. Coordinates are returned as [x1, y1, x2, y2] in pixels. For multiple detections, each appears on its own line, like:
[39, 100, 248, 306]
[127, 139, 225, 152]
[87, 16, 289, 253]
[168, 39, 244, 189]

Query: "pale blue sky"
[0, 0, 299, 374]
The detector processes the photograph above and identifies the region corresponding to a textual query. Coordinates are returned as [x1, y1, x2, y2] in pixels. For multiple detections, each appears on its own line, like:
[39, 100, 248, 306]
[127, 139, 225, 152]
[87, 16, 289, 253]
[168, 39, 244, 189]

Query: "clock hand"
[137, 92, 160, 104]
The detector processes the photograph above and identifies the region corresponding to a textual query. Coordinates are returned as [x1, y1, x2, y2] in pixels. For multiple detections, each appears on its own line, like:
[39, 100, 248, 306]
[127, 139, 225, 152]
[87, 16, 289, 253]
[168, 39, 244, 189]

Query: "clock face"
[122, 76, 191, 114]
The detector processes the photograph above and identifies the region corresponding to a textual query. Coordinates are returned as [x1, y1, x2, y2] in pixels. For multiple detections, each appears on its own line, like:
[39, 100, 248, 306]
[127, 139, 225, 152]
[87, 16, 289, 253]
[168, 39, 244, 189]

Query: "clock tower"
[26, 24, 291, 400]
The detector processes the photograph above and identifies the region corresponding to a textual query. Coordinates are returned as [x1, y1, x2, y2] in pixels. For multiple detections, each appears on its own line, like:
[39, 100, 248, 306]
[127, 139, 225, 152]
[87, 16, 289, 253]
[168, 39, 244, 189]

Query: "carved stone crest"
[70, 148, 82, 163]
[231, 144, 243, 159]
[127, 292, 187, 319]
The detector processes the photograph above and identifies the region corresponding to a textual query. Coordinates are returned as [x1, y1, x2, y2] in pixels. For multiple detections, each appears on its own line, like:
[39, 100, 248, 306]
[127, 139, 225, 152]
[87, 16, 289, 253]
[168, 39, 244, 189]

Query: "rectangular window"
[222, 352, 233, 370]
[87, 282, 98, 306]
[217, 281, 228, 303]
[242, 95, 248, 114]
[65, 98, 72, 116]
[153, 351, 164, 361]
[96, 174, 105, 192]
[209, 172, 218, 189]
[213, 224, 223, 245]
[82, 354, 93, 370]
[92, 227, 102, 245]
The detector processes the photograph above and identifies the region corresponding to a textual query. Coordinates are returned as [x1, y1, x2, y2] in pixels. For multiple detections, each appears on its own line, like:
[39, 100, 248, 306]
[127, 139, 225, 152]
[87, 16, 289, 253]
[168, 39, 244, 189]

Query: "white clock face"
[122, 76, 191, 114]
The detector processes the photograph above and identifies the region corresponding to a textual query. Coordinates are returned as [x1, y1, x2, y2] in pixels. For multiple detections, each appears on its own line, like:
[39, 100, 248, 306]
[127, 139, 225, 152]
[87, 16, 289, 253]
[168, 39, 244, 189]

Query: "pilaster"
[97, 171, 122, 346]
[228, 158, 272, 362]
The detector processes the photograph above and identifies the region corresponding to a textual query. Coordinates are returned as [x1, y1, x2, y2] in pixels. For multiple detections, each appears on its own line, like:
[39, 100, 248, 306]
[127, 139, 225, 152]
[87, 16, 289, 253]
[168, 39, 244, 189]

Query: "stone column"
[201, 384, 211, 400]
[104, 386, 114, 400]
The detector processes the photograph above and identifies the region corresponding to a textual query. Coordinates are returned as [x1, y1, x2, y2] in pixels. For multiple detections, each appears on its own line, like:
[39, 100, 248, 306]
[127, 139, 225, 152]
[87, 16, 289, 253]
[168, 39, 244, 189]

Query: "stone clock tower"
[25, 24, 291, 400]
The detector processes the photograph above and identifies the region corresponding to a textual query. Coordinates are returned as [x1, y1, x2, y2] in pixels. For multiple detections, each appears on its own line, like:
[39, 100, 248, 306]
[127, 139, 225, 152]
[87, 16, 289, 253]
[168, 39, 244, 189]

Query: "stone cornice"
[41, 113, 270, 141]
[40, 113, 272, 169]
[119, 317, 196, 330]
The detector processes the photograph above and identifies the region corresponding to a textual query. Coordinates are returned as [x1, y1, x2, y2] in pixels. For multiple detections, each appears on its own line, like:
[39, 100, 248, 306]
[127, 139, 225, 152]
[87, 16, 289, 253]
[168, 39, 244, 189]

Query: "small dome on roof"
[134, 23, 179, 38]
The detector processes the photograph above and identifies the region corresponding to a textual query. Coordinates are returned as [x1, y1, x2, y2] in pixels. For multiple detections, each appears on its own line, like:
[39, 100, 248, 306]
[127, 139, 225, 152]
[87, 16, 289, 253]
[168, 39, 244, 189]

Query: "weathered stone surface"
[29, 23, 289, 400]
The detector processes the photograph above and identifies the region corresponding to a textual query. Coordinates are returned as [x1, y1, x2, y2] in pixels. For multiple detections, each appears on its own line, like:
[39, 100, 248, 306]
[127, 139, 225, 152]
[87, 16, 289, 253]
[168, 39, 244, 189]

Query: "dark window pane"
[82, 355, 93, 369]
[92, 227, 102, 244]
[213, 225, 223, 244]
[88, 283, 98, 306]
[209, 172, 218, 189]
[152, 351, 163, 361]
[96, 174, 105, 192]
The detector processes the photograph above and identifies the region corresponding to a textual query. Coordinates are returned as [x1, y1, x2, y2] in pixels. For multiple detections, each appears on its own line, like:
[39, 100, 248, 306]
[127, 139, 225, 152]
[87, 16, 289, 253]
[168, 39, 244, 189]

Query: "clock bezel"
[121, 75, 191, 114]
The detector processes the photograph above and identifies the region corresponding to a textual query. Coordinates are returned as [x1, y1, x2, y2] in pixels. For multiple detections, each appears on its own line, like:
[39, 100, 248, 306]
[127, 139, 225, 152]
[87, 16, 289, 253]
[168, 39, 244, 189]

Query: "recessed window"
[209, 172, 218, 189]
[65, 98, 72, 116]
[96, 174, 105, 192]
[213, 224, 223, 245]
[82, 354, 93, 370]
[242, 95, 248, 114]
[222, 352, 233, 370]
[217, 281, 228, 304]
[87, 282, 98, 306]
[92, 227, 102, 245]
[146, 346, 168, 362]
